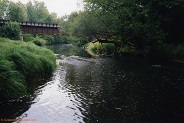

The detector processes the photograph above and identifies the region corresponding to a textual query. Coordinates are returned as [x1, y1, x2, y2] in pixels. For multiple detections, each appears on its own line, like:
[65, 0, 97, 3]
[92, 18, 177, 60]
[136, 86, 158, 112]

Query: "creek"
[1, 44, 184, 123]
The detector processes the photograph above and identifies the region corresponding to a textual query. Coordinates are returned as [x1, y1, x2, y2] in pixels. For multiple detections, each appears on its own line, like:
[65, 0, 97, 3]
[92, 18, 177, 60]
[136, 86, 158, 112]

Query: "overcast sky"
[10, 0, 84, 17]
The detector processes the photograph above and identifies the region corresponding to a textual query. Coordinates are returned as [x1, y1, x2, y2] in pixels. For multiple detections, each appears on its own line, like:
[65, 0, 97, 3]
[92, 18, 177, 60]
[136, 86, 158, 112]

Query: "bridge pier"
[20, 34, 23, 41]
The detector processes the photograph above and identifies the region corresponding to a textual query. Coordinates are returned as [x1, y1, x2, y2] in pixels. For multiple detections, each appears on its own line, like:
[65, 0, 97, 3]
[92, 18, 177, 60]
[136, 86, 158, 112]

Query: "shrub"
[0, 21, 21, 40]
[31, 36, 46, 46]
[23, 34, 35, 42]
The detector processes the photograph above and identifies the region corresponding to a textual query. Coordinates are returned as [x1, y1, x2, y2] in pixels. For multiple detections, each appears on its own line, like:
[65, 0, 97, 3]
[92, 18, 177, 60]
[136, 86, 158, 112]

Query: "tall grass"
[0, 58, 27, 100]
[0, 37, 56, 100]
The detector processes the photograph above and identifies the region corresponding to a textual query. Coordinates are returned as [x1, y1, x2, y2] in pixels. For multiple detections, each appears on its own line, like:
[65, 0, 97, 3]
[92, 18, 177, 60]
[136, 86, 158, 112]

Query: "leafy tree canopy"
[0, 0, 9, 19]
[9, 1, 27, 22]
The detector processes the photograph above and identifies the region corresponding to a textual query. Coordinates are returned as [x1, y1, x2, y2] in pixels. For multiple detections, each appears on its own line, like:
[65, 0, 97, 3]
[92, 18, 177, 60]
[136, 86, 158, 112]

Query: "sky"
[10, 0, 84, 17]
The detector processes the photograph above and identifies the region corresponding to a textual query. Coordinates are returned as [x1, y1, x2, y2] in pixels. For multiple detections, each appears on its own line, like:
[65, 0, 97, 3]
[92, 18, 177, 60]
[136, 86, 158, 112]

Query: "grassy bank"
[86, 42, 184, 62]
[86, 42, 136, 57]
[85, 42, 115, 57]
[0, 37, 56, 101]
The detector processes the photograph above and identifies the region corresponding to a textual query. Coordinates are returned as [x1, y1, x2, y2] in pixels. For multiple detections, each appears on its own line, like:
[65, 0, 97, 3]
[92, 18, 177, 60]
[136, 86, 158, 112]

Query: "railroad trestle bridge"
[0, 19, 60, 35]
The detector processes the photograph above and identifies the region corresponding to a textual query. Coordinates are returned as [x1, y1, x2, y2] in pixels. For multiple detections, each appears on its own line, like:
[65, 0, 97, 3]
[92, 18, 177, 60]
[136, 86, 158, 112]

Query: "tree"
[46, 12, 58, 23]
[0, 0, 9, 19]
[59, 12, 80, 35]
[25, 1, 35, 22]
[74, 0, 173, 54]
[70, 10, 111, 39]
[25, 1, 51, 23]
[8, 1, 27, 21]
[146, 0, 184, 44]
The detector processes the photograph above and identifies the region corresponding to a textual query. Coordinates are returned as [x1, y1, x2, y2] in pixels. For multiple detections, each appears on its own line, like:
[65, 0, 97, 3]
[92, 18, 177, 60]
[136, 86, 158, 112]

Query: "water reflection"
[57, 56, 184, 123]
[63, 58, 142, 122]
[13, 64, 85, 123]
[0, 76, 51, 122]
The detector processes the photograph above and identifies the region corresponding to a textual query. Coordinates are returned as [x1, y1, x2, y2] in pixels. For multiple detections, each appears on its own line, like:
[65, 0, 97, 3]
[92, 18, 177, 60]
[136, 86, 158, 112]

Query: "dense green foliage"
[0, 38, 56, 100]
[22, 34, 70, 45]
[25, 1, 57, 23]
[0, 21, 21, 40]
[9, 1, 27, 22]
[31, 36, 47, 46]
[60, 0, 184, 59]
[82, 0, 184, 44]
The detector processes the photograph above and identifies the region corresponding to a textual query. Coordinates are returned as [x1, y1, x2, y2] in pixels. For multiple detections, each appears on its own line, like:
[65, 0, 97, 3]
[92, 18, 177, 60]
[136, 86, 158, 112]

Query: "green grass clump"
[0, 58, 27, 100]
[85, 42, 99, 57]
[86, 42, 115, 57]
[23, 34, 35, 42]
[0, 37, 56, 100]
[31, 36, 47, 46]
[22, 35, 47, 46]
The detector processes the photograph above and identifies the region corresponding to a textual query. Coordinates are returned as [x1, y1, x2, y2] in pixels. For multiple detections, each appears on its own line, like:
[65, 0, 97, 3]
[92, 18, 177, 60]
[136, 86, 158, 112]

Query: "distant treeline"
[0, 0, 58, 23]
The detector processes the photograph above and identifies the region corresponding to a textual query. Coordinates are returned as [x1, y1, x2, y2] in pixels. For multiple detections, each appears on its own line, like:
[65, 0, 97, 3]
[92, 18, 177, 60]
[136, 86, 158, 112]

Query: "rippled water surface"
[1, 44, 184, 123]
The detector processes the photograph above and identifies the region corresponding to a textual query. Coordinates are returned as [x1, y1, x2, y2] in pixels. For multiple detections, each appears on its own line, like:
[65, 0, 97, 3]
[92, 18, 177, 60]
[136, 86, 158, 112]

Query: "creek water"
[1, 44, 184, 123]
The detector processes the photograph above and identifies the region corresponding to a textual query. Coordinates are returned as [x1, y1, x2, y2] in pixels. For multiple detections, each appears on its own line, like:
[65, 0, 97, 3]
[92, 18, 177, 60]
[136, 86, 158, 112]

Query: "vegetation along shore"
[0, 37, 56, 101]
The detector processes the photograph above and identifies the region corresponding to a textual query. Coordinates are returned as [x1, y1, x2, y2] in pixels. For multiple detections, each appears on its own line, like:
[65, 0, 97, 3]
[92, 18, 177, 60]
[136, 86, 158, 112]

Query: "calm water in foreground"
[1, 44, 184, 123]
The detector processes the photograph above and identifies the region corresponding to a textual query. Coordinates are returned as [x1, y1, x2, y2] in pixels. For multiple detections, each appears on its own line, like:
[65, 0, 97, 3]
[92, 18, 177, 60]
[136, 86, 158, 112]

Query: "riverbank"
[85, 42, 184, 62]
[0, 37, 56, 101]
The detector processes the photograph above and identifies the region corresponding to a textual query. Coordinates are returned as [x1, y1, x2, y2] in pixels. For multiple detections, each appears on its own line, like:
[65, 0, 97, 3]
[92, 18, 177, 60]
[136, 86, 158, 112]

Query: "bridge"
[0, 19, 60, 35]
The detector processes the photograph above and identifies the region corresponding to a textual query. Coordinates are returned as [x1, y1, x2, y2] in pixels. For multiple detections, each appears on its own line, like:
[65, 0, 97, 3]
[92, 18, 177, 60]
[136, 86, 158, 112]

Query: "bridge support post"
[20, 34, 23, 41]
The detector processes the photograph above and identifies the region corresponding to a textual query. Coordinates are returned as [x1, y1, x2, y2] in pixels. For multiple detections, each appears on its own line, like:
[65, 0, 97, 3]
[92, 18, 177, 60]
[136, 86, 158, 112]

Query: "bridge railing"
[20, 21, 60, 28]
[0, 19, 60, 28]
[0, 19, 10, 24]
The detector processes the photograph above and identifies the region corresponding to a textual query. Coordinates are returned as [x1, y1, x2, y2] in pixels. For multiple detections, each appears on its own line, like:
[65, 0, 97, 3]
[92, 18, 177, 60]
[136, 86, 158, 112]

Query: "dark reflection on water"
[1, 44, 184, 123]
[63, 57, 184, 123]
[46, 44, 89, 57]
[0, 76, 52, 122]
